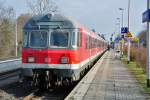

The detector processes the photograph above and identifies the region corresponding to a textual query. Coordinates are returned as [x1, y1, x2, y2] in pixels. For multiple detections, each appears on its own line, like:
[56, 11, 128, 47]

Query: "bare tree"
[0, 1, 16, 58]
[26, 0, 58, 15]
[0, 2, 15, 21]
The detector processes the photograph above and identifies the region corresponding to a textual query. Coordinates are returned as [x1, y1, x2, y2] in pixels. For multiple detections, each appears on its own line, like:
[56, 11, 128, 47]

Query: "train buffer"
[65, 50, 148, 100]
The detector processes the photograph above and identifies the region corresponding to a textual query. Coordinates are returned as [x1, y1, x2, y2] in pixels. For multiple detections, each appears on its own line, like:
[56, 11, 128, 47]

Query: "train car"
[22, 13, 107, 88]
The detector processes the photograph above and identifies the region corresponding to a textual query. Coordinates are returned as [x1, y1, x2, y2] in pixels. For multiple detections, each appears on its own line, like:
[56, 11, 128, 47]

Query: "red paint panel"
[22, 47, 104, 64]
[22, 48, 81, 64]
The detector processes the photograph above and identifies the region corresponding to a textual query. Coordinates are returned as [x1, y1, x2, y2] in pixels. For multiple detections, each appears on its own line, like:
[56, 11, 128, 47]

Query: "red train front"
[22, 13, 107, 89]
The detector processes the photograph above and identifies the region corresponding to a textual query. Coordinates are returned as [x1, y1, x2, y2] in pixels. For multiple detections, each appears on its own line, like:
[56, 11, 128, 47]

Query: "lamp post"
[119, 8, 124, 28]
[127, 0, 131, 63]
[146, 0, 150, 87]
[128, 0, 130, 31]
[116, 18, 121, 52]
[119, 8, 124, 57]
[142, 0, 150, 87]
[15, 16, 18, 57]
[116, 18, 121, 34]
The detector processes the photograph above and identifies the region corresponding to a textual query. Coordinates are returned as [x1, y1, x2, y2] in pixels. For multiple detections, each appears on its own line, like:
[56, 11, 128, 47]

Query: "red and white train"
[22, 13, 108, 88]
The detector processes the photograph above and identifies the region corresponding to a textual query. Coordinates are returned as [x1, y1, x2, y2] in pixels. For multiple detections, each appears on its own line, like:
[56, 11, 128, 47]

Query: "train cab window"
[30, 31, 48, 48]
[23, 32, 28, 47]
[50, 30, 69, 48]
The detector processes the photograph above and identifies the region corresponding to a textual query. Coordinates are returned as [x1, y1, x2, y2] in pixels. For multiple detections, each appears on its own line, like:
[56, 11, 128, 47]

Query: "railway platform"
[65, 50, 149, 100]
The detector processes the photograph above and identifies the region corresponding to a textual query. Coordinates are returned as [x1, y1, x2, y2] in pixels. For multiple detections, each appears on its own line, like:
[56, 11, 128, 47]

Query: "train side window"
[93, 38, 95, 48]
[88, 36, 90, 49]
[86, 35, 90, 49]
[23, 32, 28, 47]
[97, 39, 98, 47]
[77, 32, 82, 47]
[86, 35, 88, 49]
[71, 32, 77, 47]
[99, 41, 102, 47]
[99, 40, 100, 47]
[89, 36, 92, 49]
[95, 39, 96, 48]
[80, 32, 82, 47]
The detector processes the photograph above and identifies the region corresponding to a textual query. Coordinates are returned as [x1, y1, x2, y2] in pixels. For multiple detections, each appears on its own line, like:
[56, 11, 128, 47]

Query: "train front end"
[22, 14, 82, 88]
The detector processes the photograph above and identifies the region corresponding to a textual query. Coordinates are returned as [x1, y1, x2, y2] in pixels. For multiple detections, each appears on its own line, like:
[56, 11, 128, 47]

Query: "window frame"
[29, 30, 49, 49]
[49, 29, 70, 49]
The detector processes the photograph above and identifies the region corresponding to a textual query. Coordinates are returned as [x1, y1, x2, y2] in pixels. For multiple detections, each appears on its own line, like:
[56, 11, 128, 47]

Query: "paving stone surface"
[82, 50, 149, 100]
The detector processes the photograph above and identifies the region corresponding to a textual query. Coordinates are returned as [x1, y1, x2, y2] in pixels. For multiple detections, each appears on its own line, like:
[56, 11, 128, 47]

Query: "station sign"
[125, 32, 132, 37]
[121, 27, 128, 34]
[131, 37, 139, 42]
[142, 9, 150, 23]
[115, 36, 121, 42]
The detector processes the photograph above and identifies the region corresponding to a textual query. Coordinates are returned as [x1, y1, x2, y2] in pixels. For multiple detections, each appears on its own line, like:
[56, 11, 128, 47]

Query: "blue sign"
[121, 27, 128, 34]
[115, 36, 121, 43]
[142, 9, 150, 23]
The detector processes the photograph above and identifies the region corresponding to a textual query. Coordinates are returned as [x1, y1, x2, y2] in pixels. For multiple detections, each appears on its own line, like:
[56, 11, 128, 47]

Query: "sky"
[3, 0, 147, 40]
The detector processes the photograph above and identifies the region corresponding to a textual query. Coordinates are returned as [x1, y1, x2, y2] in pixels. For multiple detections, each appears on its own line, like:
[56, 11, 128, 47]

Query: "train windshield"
[50, 30, 69, 48]
[30, 31, 48, 48]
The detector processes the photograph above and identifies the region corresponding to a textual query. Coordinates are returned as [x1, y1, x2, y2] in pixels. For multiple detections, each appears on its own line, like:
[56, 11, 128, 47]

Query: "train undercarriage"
[31, 69, 78, 90]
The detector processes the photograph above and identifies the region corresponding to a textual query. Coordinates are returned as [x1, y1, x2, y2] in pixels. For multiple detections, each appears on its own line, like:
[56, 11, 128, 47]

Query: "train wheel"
[38, 73, 47, 90]
[32, 73, 40, 89]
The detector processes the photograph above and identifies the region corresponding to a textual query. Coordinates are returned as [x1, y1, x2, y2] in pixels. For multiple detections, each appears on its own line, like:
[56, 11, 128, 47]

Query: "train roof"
[24, 13, 83, 30]
[23, 13, 107, 43]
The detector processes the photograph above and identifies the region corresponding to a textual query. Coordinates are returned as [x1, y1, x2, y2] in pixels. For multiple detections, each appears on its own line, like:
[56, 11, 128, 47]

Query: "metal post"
[119, 8, 124, 57]
[127, 39, 131, 62]
[119, 8, 124, 27]
[117, 18, 121, 52]
[127, 0, 131, 63]
[121, 39, 124, 56]
[128, 0, 130, 30]
[15, 18, 18, 57]
[121, 9, 124, 57]
[147, 0, 150, 87]
[117, 18, 121, 34]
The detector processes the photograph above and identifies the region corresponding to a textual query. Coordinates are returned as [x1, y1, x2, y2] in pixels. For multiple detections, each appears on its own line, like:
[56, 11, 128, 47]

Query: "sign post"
[147, 0, 150, 87]
[125, 31, 132, 64]
[121, 27, 128, 57]
[142, 0, 150, 87]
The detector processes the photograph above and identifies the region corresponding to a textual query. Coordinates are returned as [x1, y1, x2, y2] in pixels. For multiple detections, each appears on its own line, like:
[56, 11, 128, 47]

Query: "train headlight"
[45, 58, 51, 63]
[28, 57, 35, 63]
[61, 57, 69, 64]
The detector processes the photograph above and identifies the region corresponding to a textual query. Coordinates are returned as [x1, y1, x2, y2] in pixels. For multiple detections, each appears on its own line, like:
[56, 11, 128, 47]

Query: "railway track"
[0, 79, 76, 100]
[23, 86, 74, 100]
[0, 58, 22, 87]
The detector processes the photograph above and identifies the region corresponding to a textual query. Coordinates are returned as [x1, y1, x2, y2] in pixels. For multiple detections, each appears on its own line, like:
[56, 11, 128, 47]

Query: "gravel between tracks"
[0, 89, 16, 100]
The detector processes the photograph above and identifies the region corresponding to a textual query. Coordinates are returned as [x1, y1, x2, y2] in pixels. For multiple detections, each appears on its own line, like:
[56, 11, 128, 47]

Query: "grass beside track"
[122, 56, 150, 97]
